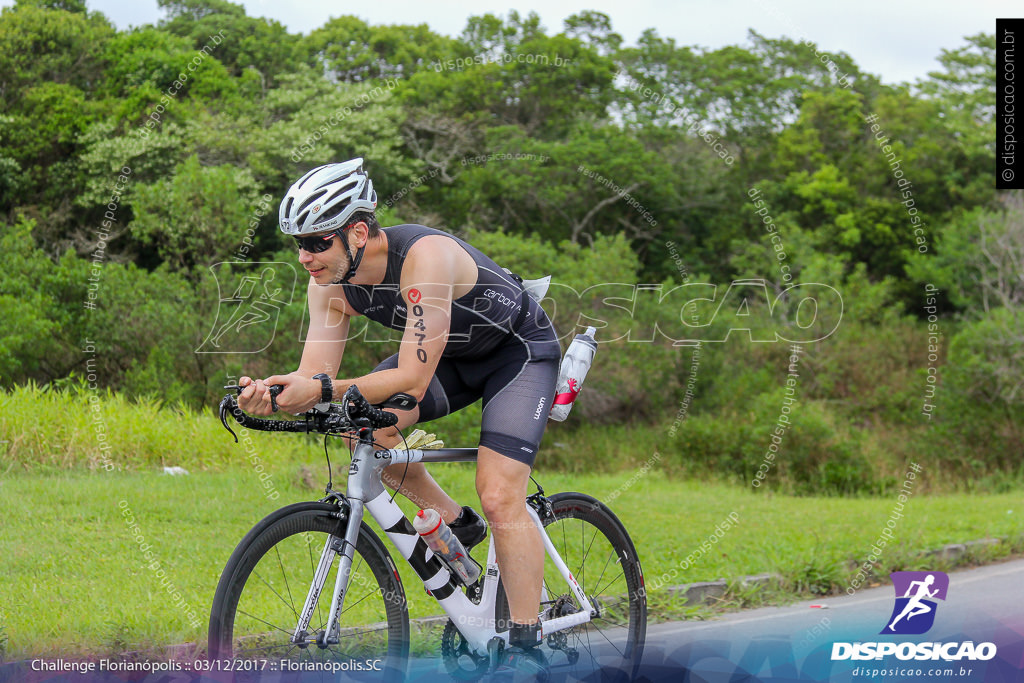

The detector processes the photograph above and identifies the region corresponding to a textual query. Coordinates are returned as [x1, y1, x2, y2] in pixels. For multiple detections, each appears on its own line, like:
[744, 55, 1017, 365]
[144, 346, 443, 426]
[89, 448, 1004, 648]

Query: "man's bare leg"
[476, 446, 543, 625]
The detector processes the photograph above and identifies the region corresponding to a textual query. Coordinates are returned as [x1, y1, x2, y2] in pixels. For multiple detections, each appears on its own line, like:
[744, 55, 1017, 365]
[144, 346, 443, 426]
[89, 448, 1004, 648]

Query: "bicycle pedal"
[497, 645, 549, 682]
[486, 636, 505, 672]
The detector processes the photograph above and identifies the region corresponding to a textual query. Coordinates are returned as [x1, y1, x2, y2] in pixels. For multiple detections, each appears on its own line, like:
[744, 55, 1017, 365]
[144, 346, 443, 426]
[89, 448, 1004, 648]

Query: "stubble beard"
[328, 249, 352, 285]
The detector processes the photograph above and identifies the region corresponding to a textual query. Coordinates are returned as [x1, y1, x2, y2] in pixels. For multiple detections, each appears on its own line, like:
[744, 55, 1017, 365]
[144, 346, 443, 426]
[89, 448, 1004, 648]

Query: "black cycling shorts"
[370, 297, 560, 466]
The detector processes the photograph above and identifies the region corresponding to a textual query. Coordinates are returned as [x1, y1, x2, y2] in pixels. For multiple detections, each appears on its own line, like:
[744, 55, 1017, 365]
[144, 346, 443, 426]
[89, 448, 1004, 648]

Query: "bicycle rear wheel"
[208, 502, 409, 680]
[497, 492, 647, 681]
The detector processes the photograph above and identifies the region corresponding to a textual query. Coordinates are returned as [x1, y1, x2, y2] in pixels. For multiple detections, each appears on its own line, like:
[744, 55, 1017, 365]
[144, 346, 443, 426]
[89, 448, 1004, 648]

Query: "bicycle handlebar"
[218, 384, 399, 443]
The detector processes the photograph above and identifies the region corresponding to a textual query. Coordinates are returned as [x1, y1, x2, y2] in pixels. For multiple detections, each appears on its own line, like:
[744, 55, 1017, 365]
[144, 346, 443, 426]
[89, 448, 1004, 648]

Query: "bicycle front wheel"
[208, 502, 409, 680]
[498, 492, 647, 680]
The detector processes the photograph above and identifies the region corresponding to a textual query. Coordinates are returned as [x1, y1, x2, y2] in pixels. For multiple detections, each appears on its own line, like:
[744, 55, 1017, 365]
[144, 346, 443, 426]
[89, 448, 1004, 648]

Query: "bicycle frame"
[291, 437, 595, 656]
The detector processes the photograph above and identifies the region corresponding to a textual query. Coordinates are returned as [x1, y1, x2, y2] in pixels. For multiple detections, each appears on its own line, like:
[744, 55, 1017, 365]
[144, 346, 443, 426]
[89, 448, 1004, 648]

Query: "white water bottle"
[412, 508, 481, 585]
[549, 326, 598, 421]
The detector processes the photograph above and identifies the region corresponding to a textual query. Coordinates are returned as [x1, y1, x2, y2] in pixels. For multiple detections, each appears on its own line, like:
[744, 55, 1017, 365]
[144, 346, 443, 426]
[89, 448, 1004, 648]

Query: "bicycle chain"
[440, 620, 490, 681]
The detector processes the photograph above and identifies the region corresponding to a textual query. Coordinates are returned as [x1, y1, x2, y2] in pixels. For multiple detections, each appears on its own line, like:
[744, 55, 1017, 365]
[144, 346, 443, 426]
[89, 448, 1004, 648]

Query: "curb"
[663, 574, 782, 607]
[646, 537, 1010, 608]
[925, 537, 1000, 562]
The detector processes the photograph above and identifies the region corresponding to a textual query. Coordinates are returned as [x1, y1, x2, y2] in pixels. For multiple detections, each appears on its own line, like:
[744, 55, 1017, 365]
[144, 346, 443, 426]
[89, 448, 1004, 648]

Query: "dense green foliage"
[0, 1, 1019, 492]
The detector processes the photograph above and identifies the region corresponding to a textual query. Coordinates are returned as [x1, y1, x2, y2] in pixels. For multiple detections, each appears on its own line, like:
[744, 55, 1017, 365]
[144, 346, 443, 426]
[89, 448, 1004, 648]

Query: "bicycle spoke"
[212, 509, 406, 673]
[588, 620, 627, 658]
[577, 524, 601, 587]
[251, 570, 300, 620]
[340, 586, 377, 615]
[275, 544, 297, 617]
[236, 608, 297, 638]
[591, 548, 618, 598]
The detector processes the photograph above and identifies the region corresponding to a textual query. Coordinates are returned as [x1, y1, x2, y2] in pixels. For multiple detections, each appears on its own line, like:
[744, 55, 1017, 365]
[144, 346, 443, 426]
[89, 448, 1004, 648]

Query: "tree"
[157, 0, 301, 86]
[0, 214, 89, 383]
[915, 33, 996, 209]
[563, 11, 622, 56]
[129, 155, 261, 271]
[303, 16, 460, 82]
[399, 12, 617, 139]
[0, 3, 114, 102]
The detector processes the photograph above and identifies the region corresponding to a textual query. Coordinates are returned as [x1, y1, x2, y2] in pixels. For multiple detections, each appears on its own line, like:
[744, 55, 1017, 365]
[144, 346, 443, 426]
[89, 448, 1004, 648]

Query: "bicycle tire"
[208, 501, 410, 680]
[495, 492, 647, 680]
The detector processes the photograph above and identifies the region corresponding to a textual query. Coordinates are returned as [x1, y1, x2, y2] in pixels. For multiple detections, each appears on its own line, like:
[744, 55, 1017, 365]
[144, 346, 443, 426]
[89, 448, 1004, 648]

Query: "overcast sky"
[2, 0, 1001, 85]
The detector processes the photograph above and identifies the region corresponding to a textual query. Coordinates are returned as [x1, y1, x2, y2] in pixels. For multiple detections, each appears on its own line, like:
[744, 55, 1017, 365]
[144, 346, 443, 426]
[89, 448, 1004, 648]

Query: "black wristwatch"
[312, 373, 333, 411]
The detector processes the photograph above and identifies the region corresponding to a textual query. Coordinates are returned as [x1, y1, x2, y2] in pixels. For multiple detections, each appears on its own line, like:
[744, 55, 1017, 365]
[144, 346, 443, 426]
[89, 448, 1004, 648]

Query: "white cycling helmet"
[278, 158, 377, 236]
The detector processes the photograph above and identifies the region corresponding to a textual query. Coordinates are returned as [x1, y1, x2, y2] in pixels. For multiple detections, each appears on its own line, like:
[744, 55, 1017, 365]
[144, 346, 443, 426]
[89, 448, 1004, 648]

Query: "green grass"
[0, 382, 320, 474]
[2, 465, 1023, 659]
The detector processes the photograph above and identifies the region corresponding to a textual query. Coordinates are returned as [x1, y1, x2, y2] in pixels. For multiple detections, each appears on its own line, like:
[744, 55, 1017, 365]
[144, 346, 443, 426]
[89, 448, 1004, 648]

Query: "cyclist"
[237, 159, 560, 668]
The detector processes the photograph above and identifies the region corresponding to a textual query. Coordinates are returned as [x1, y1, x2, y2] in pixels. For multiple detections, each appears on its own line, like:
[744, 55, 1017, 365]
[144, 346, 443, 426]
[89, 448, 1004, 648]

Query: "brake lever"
[218, 395, 239, 443]
[268, 384, 283, 413]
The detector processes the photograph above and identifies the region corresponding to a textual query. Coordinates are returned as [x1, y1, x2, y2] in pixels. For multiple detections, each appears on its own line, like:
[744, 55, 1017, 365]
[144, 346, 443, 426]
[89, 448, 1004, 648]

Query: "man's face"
[295, 230, 351, 284]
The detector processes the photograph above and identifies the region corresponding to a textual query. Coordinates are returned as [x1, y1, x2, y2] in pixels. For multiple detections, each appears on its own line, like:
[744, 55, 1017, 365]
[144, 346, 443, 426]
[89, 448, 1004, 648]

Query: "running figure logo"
[197, 263, 297, 353]
[881, 571, 949, 635]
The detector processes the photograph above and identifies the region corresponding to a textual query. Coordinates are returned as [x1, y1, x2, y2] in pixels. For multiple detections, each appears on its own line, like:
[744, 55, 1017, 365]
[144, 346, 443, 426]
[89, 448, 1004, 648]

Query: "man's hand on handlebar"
[237, 376, 275, 416]
[236, 375, 312, 416]
[238, 373, 322, 415]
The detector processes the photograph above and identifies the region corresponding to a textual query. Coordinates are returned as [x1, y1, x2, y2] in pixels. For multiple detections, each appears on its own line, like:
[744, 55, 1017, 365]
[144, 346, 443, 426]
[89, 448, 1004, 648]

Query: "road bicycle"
[208, 385, 646, 681]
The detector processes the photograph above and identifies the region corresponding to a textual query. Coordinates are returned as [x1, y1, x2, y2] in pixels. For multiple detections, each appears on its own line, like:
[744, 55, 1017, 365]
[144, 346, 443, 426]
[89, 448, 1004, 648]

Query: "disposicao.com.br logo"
[883, 571, 949, 635]
[831, 571, 997, 663]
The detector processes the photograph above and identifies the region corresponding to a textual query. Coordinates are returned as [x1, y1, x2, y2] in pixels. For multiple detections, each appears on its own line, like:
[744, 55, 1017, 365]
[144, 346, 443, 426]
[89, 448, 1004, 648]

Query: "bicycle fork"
[291, 437, 379, 648]
[291, 498, 364, 648]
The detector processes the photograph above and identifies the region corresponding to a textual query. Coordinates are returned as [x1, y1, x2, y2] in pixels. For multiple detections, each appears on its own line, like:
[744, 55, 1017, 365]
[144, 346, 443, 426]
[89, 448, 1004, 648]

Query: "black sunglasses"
[294, 230, 341, 253]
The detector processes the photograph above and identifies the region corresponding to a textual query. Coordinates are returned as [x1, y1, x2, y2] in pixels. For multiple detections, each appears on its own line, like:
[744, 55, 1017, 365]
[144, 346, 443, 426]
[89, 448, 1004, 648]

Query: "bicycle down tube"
[298, 439, 596, 655]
